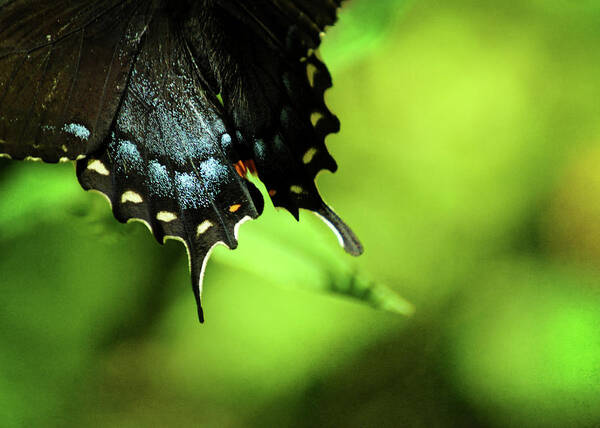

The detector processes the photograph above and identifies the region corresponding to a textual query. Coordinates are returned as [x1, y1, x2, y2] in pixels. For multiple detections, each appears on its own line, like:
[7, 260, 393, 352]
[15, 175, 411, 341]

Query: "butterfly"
[0, 0, 363, 322]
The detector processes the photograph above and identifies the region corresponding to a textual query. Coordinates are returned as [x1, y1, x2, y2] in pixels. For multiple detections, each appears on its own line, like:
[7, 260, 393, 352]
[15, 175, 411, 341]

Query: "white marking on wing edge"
[121, 190, 143, 204]
[163, 216, 253, 306]
[191, 215, 252, 299]
[233, 215, 252, 241]
[90, 190, 159, 245]
[87, 159, 109, 175]
[24, 156, 42, 162]
[163, 236, 228, 300]
[89, 189, 113, 209]
[198, 241, 227, 298]
[314, 212, 345, 249]
[0, 153, 12, 159]
[94, 189, 152, 235]
[126, 217, 153, 233]
[156, 211, 177, 222]
[163, 236, 192, 271]
[196, 220, 213, 236]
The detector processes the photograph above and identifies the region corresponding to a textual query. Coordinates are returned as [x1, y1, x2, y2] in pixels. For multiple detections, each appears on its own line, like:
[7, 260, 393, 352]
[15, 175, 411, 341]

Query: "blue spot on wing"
[253, 139, 267, 161]
[220, 133, 232, 149]
[175, 172, 206, 209]
[116, 140, 141, 161]
[131, 103, 228, 168]
[110, 139, 144, 176]
[62, 123, 90, 140]
[147, 160, 172, 197]
[174, 159, 231, 209]
[199, 158, 230, 198]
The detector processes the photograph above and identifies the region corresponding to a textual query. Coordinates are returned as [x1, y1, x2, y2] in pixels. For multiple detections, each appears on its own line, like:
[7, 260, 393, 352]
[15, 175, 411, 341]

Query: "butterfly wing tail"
[315, 203, 363, 256]
[78, 12, 265, 323]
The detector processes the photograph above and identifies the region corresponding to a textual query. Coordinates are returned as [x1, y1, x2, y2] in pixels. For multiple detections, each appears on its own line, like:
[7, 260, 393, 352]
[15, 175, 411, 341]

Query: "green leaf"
[218, 174, 414, 316]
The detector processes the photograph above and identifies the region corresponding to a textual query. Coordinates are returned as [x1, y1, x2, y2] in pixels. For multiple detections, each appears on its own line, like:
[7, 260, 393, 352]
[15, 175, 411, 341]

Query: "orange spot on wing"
[233, 161, 247, 178]
[229, 204, 242, 213]
[268, 189, 277, 197]
[233, 159, 257, 178]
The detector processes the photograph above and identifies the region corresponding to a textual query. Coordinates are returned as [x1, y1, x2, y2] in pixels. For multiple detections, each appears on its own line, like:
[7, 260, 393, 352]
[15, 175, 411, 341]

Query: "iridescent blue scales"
[0, 0, 361, 322]
[77, 14, 264, 321]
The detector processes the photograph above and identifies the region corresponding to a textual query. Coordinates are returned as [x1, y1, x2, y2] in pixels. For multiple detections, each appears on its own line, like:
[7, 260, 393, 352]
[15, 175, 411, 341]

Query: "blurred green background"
[1, 0, 600, 426]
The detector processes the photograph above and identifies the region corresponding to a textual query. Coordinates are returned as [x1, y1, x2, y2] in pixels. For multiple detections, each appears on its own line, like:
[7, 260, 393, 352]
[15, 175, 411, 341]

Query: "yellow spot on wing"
[121, 191, 143, 204]
[197, 220, 213, 236]
[306, 63, 318, 87]
[157, 211, 177, 222]
[290, 185, 303, 194]
[310, 112, 323, 127]
[61, 144, 68, 153]
[229, 204, 241, 213]
[302, 148, 318, 164]
[87, 159, 109, 176]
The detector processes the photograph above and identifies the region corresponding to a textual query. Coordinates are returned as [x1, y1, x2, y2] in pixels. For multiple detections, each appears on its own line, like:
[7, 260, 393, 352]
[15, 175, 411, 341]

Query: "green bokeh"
[1, 0, 600, 426]
[446, 261, 600, 427]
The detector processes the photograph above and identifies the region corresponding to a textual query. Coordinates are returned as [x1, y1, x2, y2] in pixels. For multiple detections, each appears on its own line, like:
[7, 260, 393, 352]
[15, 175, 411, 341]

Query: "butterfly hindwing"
[1, 1, 360, 321]
[183, 0, 362, 255]
[0, 0, 153, 162]
[77, 9, 264, 321]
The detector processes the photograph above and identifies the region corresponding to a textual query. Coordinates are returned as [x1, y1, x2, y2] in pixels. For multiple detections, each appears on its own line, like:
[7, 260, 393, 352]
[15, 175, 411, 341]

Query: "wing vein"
[16, 44, 53, 147]
[93, 1, 145, 133]
[0, 53, 26, 107]
[61, 27, 85, 124]
[5, 1, 130, 57]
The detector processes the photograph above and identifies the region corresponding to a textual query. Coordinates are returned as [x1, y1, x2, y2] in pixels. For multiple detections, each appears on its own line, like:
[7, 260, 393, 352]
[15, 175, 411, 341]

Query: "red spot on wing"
[233, 159, 258, 178]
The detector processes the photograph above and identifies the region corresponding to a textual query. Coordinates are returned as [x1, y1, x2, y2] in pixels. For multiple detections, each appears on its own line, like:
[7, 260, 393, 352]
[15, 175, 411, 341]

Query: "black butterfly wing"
[76, 10, 264, 322]
[183, 0, 362, 256]
[220, 0, 341, 52]
[1, 0, 359, 322]
[0, 0, 153, 162]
